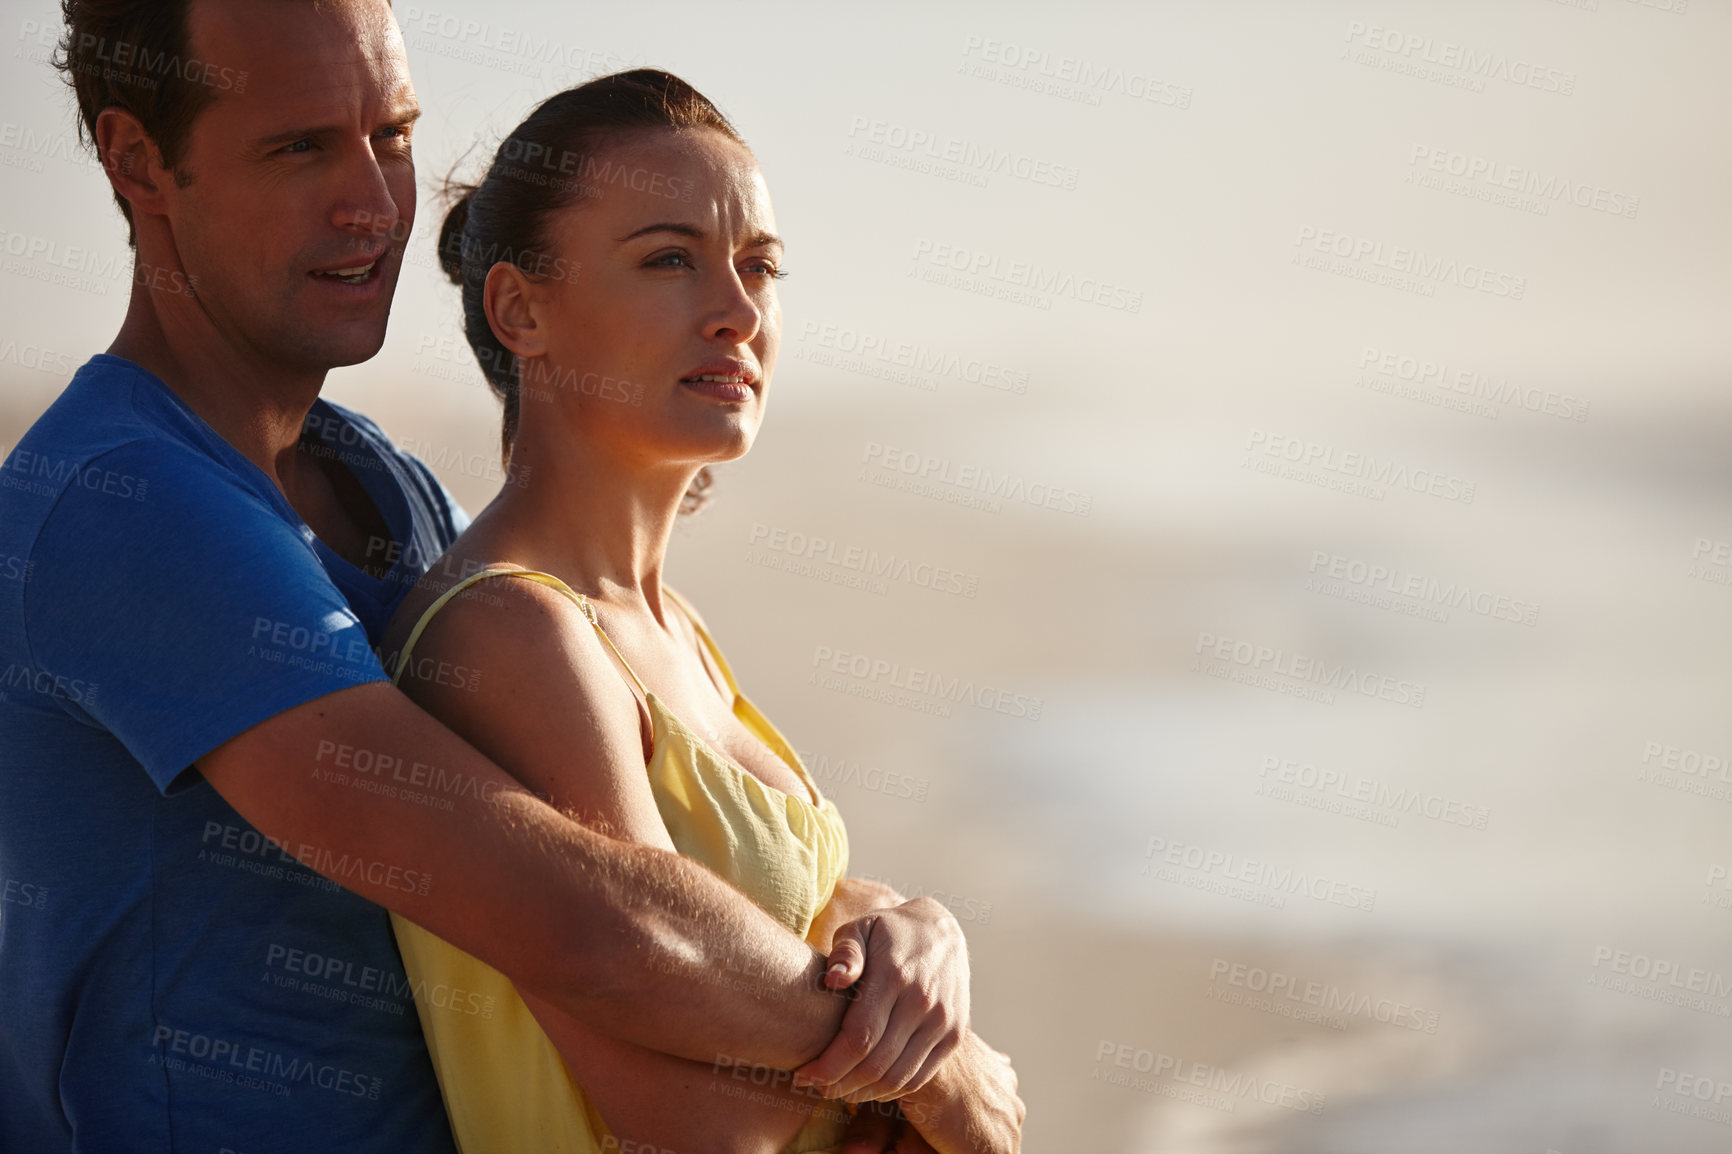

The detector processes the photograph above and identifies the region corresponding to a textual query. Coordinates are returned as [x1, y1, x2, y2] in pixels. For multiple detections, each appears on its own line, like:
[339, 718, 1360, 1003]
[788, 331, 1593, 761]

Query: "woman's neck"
[480, 418, 699, 624]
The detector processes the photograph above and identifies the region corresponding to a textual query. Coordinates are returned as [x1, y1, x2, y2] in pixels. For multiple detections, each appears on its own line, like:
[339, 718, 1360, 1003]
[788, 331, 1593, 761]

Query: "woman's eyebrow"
[618, 223, 704, 242]
[617, 224, 783, 251]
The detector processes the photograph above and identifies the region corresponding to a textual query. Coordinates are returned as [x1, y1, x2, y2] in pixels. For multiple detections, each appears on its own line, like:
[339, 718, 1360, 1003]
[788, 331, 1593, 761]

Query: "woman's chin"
[669, 421, 758, 464]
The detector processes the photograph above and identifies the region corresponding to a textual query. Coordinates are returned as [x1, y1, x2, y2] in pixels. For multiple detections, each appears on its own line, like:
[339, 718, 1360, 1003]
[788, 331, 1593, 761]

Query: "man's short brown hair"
[53, 0, 214, 247]
[52, 1, 394, 247]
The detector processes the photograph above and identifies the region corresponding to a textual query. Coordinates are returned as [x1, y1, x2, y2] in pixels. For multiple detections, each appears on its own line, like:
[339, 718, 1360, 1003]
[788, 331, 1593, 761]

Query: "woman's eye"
[647, 252, 693, 269]
[742, 260, 787, 280]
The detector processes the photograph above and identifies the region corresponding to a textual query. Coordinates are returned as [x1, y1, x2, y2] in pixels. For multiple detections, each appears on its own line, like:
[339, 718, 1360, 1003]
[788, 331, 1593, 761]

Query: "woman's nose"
[704, 268, 762, 345]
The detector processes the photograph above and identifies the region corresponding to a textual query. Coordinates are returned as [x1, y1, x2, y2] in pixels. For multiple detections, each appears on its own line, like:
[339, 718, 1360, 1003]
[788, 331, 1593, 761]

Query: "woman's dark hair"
[439, 69, 745, 512]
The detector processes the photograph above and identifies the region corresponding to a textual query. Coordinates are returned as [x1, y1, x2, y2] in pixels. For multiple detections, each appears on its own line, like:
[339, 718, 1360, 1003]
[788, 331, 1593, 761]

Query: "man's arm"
[22, 438, 963, 1092]
[200, 681, 845, 1070]
[896, 1032, 1024, 1154]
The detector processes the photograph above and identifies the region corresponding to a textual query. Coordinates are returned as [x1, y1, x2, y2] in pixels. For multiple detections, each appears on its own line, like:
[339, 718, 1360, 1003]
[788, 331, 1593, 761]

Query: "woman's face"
[507, 127, 783, 474]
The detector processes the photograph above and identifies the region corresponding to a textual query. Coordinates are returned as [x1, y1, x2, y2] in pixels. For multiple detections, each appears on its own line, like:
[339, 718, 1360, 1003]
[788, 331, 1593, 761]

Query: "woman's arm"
[395, 577, 845, 1152]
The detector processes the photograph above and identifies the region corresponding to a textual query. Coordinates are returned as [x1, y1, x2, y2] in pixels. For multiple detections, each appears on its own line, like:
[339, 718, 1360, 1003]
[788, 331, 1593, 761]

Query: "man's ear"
[482, 262, 549, 360]
[93, 107, 174, 222]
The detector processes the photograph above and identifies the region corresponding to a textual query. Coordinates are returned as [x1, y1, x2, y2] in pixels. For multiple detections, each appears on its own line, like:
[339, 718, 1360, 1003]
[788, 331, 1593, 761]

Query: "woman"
[381, 71, 1020, 1154]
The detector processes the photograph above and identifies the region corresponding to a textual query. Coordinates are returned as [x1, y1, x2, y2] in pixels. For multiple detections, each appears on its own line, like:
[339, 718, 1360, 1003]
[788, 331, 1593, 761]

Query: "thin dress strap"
[392, 567, 648, 698]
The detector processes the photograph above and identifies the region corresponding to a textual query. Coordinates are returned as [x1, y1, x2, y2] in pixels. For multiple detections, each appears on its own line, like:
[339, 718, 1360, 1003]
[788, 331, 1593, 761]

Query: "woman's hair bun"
[437, 185, 476, 286]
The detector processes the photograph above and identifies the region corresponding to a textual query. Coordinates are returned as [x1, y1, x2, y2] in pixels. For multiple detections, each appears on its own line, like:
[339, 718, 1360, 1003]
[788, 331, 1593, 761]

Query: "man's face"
[164, 0, 418, 373]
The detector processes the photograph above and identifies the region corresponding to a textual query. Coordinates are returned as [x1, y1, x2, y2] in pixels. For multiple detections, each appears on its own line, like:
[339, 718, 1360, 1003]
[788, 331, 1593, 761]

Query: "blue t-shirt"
[0, 355, 467, 1153]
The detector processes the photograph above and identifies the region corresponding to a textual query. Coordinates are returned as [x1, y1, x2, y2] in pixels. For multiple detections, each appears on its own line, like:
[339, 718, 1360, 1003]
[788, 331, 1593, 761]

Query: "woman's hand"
[795, 896, 972, 1104]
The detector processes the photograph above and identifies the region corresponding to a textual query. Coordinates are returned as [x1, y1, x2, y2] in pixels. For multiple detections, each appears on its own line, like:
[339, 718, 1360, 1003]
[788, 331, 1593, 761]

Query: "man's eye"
[280, 140, 312, 155]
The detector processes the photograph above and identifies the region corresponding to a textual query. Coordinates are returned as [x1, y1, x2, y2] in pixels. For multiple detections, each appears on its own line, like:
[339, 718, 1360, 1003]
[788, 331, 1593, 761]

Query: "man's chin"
[288, 269, 401, 371]
[282, 317, 391, 373]
[320, 340, 389, 371]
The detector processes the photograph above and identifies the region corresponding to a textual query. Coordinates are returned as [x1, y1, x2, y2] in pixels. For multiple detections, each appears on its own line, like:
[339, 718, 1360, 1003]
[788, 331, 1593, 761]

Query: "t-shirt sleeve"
[22, 439, 390, 794]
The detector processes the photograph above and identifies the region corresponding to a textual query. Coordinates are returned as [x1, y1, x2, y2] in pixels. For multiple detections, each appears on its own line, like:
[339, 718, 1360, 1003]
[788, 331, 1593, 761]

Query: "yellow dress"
[388, 569, 852, 1153]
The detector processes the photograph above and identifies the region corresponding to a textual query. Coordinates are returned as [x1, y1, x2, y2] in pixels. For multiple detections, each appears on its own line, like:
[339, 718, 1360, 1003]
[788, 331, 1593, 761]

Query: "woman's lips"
[680, 374, 753, 403]
[679, 365, 758, 403]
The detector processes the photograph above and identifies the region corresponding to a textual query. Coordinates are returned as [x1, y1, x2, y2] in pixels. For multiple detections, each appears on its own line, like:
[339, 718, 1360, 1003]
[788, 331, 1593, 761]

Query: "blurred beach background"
[4, 0, 1731, 1148]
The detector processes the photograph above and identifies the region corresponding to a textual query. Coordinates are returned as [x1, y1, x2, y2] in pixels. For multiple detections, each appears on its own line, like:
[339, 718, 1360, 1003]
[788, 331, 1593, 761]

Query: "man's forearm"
[898, 1030, 1024, 1154]
[518, 807, 849, 1069]
[201, 686, 847, 1072]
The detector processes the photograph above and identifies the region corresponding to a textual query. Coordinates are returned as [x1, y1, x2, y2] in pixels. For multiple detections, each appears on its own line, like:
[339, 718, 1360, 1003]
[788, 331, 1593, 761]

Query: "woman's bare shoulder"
[382, 559, 664, 839]
[386, 560, 599, 689]
[380, 551, 492, 668]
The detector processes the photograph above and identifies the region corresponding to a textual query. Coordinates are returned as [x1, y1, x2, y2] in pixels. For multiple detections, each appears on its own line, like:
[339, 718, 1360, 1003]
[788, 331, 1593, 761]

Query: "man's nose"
[333, 151, 402, 241]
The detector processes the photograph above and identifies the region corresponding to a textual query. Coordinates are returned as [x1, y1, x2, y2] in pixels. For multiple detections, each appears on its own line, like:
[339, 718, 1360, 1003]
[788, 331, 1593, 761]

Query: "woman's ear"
[482, 261, 549, 359]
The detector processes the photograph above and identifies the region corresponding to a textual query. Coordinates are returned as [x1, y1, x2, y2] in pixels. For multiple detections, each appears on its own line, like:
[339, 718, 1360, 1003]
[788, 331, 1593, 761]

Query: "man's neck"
[105, 260, 395, 577]
[107, 275, 324, 489]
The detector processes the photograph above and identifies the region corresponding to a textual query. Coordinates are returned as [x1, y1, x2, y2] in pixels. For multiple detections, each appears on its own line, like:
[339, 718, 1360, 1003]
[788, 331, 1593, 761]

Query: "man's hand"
[807, 876, 906, 956]
[795, 896, 971, 1103]
[898, 1031, 1023, 1154]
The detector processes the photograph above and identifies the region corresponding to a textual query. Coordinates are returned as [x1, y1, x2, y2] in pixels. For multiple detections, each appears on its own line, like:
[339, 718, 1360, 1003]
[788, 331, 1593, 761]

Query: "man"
[0, 1, 1020, 1150]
